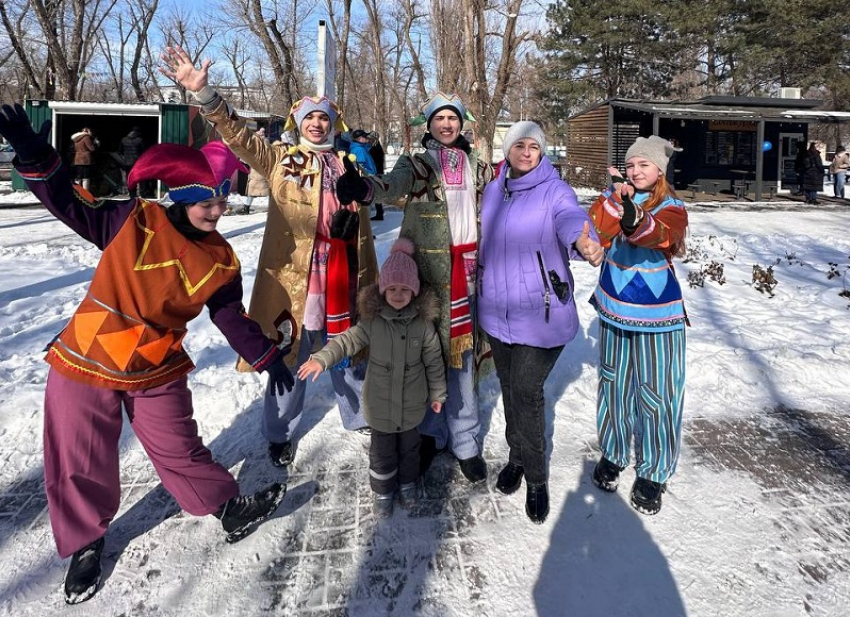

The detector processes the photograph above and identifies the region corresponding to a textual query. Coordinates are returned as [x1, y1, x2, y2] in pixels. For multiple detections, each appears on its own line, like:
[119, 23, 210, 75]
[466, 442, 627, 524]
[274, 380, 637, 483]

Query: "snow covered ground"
[1, 184, 849, 616]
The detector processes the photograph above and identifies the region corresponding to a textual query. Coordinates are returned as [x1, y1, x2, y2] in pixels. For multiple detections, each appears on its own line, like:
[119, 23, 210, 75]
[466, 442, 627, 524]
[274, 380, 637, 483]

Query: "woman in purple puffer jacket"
[477, 121, 603, 523]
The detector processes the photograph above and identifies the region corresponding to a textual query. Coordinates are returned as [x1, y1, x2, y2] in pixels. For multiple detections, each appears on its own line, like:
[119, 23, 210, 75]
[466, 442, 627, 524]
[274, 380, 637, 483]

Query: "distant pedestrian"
[588, 135, 689, 516]
[71, 127, 97, 192]
[368, 131, 386, 220]
[803, 142, 824, 205]
[239, 127, 270, 215]
[664, 137, 682, 188]
[829, 145, 849, 199]
[118, 126, 147, 196]
[349, 129, 377, 175]
[298, 238, 446, 518]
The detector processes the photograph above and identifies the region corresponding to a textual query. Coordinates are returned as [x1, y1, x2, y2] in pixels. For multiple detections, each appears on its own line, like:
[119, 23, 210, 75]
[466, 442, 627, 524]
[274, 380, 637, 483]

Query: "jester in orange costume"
[0, 103, 295, 605]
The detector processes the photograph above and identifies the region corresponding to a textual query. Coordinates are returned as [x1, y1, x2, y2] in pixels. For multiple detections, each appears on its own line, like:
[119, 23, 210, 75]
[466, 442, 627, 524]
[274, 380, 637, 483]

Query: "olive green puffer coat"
[310, 285, 446, 433]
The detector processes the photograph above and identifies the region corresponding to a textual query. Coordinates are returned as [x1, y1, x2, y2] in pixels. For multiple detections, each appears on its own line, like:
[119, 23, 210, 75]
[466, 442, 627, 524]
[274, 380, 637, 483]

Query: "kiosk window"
[703, 131, 755, 167]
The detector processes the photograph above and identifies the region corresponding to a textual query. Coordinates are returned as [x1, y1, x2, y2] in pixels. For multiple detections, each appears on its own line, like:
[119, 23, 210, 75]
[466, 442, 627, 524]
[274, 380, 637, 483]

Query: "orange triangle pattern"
[171, 331, 186, 351]
[135, 332, 175, 366]
[73, 311, 110, 355]
[96, 325, 146, 371]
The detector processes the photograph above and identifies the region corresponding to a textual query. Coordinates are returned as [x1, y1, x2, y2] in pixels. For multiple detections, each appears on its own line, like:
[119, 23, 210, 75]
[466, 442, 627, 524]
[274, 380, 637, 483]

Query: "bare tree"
[462, 0, 529, 160]
[221, 35, 252, 109]
[126, 0, 159, 102]
[96, 0, 158, 102]
[398, 0, 428, 102]
[220, 0, 321, 113]
[358, 0, 390, 134]
[26, 0, 121, 100]
[0, 0, 53, 98]
[157, 5, 218, 103]
[430, 0, 466, 91]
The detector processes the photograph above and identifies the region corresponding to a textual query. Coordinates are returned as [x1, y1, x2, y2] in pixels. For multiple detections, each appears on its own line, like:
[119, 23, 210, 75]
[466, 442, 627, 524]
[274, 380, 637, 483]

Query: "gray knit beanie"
[502, 121, 547, 157]
[625, 135, 678, 173]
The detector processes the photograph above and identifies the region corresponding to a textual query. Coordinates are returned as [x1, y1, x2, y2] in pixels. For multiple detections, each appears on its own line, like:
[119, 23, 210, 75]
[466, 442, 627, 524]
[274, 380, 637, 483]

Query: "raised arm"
[0, 104, 133, 248]
[159, 45, 211, 93]
[159, 46, 278, 178]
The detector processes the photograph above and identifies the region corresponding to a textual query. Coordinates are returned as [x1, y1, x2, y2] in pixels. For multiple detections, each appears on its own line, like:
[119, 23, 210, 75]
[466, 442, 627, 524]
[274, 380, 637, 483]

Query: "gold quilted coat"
[200, 99, 379, 369]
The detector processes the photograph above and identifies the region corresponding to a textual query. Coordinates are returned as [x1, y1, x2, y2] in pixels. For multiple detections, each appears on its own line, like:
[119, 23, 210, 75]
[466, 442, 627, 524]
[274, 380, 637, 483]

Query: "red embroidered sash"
[316, 233, 352, 338]
[449, 241, 476, 367]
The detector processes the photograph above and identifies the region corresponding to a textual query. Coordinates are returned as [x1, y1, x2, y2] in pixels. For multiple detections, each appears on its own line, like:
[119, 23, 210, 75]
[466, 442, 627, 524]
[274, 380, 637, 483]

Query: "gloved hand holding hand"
[265, 354, 295, 396]
[0, 104, 53, 164]
[336, 157, 370, 205]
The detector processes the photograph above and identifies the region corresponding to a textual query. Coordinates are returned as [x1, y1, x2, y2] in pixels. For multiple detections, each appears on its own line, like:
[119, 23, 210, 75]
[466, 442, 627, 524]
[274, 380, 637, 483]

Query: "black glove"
[329, 208, 360, 241]
[0, 104, 53, 164]
[335, 157, 370, 205]
[619, 190, 644, 233]
[266, 354, 294, 396]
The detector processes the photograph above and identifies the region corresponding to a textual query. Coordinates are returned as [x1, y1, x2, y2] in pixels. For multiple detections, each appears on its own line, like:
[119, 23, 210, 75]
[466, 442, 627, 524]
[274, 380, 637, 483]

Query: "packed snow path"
[1, 197, 849, 616]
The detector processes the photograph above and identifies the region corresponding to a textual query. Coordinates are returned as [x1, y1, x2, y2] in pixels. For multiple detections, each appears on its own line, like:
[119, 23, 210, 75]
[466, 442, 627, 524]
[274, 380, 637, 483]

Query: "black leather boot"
[525, 483, 549, 524]
[496, 462, 524, 495]
[591, 457, 622, 492]
[216, 483, 287, 543]
[64, 536, 105, 604]
[458, 454, 487, 484]
[630, 477, 666, 515]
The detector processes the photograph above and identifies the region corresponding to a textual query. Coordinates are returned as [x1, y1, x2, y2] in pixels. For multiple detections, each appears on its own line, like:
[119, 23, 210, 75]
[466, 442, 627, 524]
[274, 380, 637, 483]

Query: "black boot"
[419, 435, 445, 475]
[64, 536, 105, 605]
[458, 454, 488, 484]
[630, 477, 666, 515]
[269, 441, 294, 467]
[495, 462, 524, 495]
[216, 483, 287, 543]
[525, 483, 549, 524]
[591, 457, 622, 492]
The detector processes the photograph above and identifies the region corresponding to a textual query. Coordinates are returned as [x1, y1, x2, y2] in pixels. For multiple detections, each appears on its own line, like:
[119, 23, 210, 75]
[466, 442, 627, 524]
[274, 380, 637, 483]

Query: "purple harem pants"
[43, 369, 239, 557]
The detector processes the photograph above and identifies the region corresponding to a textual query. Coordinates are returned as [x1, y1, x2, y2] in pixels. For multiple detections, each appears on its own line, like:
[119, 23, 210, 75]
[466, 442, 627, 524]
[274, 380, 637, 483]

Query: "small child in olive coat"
[298, 238, 446, 517]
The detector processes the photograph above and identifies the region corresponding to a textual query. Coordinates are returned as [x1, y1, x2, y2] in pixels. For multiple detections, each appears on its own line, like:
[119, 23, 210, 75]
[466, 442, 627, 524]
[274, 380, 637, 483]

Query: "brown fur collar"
[357, 284, 440, 322]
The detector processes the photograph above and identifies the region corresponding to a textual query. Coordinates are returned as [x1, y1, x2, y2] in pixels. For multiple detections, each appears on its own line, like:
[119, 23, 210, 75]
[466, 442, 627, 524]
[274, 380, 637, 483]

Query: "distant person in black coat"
[119, 127, 147, 196]
[802, 142, 824, 205]
[664, 138, 682, 188]
[369, 131, 386, 220]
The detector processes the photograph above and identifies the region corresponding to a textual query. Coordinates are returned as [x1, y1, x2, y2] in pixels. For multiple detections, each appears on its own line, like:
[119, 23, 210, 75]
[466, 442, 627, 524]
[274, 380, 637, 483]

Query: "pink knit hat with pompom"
[379, 237, 420, 296]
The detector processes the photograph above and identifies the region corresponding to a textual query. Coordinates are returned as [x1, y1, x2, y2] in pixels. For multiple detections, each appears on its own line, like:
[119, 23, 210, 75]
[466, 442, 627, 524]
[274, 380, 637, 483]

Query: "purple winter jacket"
[477, 156, 598, 348]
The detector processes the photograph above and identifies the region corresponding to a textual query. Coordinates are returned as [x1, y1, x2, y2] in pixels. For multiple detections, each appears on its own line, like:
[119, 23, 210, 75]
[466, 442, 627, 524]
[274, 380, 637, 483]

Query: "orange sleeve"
[588, 191, 624, 249]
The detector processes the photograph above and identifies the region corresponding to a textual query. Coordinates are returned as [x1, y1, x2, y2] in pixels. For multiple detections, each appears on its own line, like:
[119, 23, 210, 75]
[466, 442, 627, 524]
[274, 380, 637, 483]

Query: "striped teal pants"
[596, 321, 686, 484]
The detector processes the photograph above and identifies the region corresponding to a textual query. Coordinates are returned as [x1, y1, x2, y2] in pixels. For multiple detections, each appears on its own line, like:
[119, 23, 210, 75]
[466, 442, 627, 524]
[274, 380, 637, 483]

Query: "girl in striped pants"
[587, 135, 689, 515]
